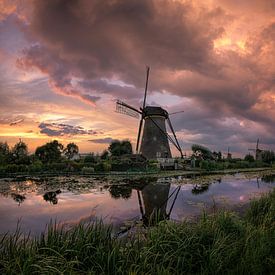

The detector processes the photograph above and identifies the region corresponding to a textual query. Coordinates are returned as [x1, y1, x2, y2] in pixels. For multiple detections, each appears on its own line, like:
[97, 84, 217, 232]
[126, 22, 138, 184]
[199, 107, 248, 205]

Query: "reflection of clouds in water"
[239, 195, 245, 201]
[58, 207, 99, 228]
[0, 174, 274, 235]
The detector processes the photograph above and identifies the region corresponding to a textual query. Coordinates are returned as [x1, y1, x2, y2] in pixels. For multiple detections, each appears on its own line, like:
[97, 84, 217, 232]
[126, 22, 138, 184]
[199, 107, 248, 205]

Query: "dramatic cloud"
[17, 44, 101, 106]
[0, 0, 275, 155]
[38, 122, 98, 137]
[18, 0, 227, 98]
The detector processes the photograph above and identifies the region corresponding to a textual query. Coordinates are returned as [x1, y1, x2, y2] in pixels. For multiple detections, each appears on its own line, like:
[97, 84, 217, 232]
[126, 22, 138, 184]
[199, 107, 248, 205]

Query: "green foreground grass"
[1, 190, 274, 275]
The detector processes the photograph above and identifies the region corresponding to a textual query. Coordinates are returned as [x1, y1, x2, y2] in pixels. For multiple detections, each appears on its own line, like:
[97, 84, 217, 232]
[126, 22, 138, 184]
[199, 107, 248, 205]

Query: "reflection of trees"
[43, 190, 61, 205]
[109, 185, 132, 200]
[11, 193, 26, 205]
[191, 184, 210, 195]
[261, 174, 275, 183]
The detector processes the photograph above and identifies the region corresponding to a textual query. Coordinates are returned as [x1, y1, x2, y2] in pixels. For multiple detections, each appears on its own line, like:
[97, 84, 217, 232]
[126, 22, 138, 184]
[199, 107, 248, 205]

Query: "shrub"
[81, 167, 95, 174]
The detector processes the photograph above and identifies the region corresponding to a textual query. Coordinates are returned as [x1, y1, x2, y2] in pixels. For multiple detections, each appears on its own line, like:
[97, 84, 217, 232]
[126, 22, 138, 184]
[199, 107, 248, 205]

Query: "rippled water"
[0, 173, 274, 235]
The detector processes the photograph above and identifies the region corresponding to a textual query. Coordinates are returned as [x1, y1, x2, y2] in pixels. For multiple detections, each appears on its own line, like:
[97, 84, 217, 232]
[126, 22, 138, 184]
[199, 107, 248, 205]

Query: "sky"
[0, 0, 275, 157]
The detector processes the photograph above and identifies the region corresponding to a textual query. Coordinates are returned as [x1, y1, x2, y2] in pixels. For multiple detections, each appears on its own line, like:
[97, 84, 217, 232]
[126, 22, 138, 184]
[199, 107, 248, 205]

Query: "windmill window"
[156, 152, 161, 158]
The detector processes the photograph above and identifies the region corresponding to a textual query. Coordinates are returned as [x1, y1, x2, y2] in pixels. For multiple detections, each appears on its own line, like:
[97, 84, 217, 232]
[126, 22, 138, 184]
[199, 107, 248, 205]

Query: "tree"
[261, 150, 275, 164]
[212, 151, 222, 161]
[244, 154, 254, 162]
[0, 142, 10, 165]
[35, 140, 64, 163]
[191, 144, 213, 160]
[101, 150, 109, 160]
[11, 140, 29, 164]
[108, 140, 132, 156]
[84, 153, 96, 163]
[64, 143, 79, 160]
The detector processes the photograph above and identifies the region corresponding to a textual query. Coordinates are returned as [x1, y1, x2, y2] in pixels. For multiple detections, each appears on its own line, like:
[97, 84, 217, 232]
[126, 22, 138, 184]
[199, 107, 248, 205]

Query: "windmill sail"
[142, 66, 150, 109]
[116, 100, 140, 118]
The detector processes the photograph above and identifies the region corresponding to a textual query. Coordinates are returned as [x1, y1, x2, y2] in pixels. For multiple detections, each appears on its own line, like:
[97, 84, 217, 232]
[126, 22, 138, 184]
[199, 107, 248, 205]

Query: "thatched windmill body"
[116, 67, 183, 159]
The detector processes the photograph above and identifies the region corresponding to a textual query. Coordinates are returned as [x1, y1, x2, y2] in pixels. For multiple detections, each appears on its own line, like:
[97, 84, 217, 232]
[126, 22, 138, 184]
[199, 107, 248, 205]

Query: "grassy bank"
[0, 190, 274, 274]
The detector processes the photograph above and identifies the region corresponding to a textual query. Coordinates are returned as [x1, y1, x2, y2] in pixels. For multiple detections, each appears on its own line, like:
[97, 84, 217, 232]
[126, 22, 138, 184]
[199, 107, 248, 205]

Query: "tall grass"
[1, 190, 274, 274]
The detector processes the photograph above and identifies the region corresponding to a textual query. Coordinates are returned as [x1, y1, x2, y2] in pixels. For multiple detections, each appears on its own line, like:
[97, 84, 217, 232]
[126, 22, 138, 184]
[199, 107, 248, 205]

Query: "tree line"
[0, 139, 274, 174]
[0, 139, 137, 174]
[0, 140, 80, 165]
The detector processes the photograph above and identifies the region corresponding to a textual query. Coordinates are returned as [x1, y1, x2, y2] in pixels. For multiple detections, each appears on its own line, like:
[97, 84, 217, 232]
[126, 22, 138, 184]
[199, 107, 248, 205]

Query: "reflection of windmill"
[116, 67, 183, 159]
[248, 138, 261, 160]
[115, 181, 180, 237]
[137, 182, 180, 226]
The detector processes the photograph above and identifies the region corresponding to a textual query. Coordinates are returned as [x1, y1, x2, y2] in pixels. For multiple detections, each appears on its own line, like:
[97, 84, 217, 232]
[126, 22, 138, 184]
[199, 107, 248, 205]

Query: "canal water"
[0, 173, 274, 235]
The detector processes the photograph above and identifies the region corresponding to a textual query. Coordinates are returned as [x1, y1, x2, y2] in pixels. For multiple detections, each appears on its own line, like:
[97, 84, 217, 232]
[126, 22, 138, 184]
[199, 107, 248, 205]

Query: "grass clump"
[0, 190, 274, 274]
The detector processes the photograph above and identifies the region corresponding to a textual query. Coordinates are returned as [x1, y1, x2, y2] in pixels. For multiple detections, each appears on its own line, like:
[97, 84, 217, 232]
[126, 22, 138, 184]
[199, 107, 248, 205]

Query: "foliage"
[199, 160, 224, 170]
[261, 150, 275, 164]
[0, 141, 10, 165]
[83, 153, 96, 163]
[28, 161, 43, 172]
[0, 191, 274, 274]
[244, 154, 255, 162]
[81, 167, 95, 174]
[63, 143, 79, 160]
[101, 150, 109, 160]
[191, 144, 213, 160]
[212, 151, 222, 161]
[245, 189, 275, 227]
[94, 161, 111, 172]
[11, 140, 29, 164]
[109, 184, 132, 199]
[108, 140, 132, 156]
[35, 140, 64, 164]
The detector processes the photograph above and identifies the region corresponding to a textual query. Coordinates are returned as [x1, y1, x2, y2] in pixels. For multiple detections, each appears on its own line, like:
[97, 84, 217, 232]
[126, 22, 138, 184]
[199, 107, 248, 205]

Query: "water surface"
[0, 173, 274, 235]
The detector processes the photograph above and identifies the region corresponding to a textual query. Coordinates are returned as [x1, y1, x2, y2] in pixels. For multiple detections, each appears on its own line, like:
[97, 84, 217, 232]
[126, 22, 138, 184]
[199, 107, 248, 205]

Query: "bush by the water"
[0, 190, 274, 274]
[199, 159, 269, 171]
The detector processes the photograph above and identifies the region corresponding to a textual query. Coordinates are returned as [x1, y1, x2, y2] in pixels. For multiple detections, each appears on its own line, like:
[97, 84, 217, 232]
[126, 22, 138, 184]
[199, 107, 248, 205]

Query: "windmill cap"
[143, 106, 168, 118]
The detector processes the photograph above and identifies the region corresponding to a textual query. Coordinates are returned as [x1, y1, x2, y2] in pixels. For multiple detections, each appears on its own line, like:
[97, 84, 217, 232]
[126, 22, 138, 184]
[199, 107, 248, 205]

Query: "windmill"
[248, 138, 261, 160]
[116, 67, 183, 159]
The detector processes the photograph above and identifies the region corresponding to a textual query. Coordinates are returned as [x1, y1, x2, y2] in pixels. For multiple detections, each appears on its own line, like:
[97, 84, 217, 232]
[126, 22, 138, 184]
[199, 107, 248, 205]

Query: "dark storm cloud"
[13, 0, 275, 152]
[19, 0, 227, 92]
[79, 79, 141, 101]
[89, 137, 117, 144]
[38, 122, 98, 137]
[170, 100, 275, 154]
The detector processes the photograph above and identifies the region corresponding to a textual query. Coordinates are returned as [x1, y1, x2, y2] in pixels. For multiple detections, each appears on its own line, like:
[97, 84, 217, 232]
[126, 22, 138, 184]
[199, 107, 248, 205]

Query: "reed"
[0, 190, 274, 274]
